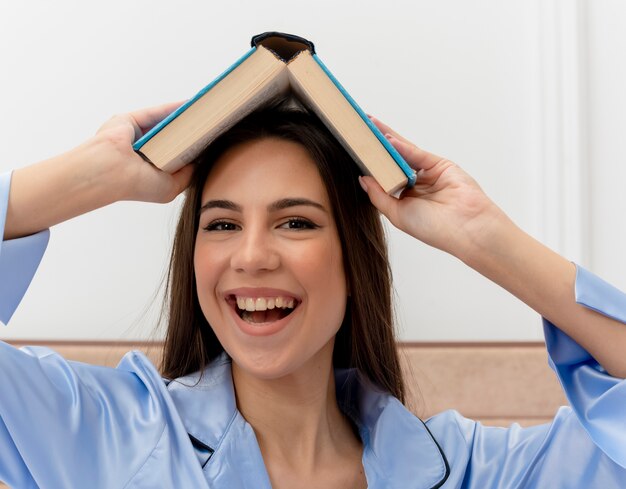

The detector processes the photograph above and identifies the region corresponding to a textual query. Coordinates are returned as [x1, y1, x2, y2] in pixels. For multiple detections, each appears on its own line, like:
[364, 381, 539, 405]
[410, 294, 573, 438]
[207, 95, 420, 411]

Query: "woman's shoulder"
[426, 407, 626, 487]
[0, 341, 194, 487]
[1, 341, 170, 419]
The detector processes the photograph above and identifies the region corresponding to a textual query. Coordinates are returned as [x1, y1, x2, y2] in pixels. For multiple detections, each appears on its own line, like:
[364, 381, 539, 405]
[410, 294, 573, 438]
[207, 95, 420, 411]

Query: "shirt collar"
[167, 354, 449, 489]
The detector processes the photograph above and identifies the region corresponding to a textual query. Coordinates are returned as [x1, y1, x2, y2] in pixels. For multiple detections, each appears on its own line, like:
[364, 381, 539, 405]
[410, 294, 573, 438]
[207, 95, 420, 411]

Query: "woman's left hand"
[362, 118, 626, 379]
[360, 117, 509, 263]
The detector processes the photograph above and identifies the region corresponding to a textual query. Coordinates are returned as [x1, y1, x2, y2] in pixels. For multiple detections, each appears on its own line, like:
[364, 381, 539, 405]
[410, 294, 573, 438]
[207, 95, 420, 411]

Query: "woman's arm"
[4, 102, 193, 240]
[360, 118, 626, 378]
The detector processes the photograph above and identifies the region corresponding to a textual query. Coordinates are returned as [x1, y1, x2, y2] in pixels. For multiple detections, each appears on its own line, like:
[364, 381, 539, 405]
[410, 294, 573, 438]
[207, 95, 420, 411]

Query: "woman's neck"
[231, 343, 365, 487]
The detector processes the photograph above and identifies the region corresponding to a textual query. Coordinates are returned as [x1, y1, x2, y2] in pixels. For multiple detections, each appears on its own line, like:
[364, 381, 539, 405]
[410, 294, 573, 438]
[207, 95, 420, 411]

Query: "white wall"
[587, 1, 626, 289]
[0, 0, 623, 341]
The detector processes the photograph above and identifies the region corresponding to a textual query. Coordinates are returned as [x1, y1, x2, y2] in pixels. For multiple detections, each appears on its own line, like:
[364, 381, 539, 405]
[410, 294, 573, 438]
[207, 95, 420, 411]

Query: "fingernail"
[358, 176, 368, 192]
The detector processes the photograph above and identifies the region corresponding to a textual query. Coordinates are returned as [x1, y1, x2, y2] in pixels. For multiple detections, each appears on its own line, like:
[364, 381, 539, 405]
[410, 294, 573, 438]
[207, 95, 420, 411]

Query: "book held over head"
[133, 32, 416, 196]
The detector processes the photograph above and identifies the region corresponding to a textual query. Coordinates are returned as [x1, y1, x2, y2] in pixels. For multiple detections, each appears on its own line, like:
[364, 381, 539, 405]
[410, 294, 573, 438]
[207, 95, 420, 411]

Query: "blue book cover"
[134, 32, 416, 193]
[133, 46, 257, 152]
[311, 54, 416, 187]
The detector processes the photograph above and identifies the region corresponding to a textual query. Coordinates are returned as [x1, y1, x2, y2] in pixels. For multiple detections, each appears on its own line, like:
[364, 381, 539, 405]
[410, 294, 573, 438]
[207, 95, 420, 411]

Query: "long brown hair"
[160, 100, 405, 403]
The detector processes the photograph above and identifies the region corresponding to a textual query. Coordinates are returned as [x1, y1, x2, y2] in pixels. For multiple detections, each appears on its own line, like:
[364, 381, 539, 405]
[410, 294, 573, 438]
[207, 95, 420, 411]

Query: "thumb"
[156, 163, 196, 203]
[170, 163, 195, 196]
[359, 176, 399, 222]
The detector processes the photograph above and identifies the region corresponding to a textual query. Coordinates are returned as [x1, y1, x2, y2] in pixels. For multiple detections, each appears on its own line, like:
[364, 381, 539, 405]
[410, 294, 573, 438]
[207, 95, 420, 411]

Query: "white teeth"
[234, 296, 296, 312]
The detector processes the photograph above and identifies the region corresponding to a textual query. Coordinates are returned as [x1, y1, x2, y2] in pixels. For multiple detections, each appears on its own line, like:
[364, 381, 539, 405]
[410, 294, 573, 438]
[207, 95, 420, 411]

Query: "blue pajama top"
[0, 170, 625, 488]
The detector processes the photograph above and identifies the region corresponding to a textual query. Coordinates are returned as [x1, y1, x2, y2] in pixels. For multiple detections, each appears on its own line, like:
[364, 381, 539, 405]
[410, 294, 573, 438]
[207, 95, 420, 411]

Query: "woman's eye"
[203, 221, 239, 232]
[280, 218, 318, 230]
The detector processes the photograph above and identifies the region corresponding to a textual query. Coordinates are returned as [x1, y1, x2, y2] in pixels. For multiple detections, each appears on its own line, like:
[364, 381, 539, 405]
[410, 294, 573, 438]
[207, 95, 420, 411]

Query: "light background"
[1, 0, 625, 341]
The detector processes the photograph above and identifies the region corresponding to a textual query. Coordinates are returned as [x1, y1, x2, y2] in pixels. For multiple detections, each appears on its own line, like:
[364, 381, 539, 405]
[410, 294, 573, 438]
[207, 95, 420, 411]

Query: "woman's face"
[194, 137, 348, 379]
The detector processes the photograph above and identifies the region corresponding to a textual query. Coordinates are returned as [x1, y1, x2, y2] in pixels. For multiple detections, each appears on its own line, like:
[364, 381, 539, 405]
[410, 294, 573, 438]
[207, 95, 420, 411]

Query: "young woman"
[1, 100, 625, 488]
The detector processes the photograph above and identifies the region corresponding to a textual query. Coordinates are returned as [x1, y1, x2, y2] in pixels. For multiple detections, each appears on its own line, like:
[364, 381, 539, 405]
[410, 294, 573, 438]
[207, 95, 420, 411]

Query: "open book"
[133, 32, 416, 195]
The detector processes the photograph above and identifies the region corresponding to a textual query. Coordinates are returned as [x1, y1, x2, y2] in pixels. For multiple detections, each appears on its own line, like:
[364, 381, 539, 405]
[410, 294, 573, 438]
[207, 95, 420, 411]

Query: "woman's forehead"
[200, 137, 330, 205]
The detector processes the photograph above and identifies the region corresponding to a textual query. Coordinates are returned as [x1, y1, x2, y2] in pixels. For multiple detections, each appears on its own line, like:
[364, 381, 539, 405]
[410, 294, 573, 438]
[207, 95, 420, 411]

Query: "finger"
[97, 114, 138, 140]
[369, 116, 412, 146]
[129, 100, 186, 135]
[359, 176, 399, 222]
[386, 135, 446, 172]
[368, 116, 448, 172]
[151, 163, 196, 203]
[170, 163, 195, 195]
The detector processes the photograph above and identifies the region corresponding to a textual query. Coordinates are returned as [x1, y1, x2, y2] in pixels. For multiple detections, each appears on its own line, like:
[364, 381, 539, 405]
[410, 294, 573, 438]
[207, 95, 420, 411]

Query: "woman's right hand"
[4, 103, 194, 240]
[94, 102, 194, 204]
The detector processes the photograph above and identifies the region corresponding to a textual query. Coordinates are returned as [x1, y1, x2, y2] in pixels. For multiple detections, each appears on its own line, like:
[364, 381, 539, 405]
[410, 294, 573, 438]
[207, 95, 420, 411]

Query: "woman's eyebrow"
[199, 199, 241, 214]
[199, 197, 327, 214]
[268, 198, 327, 213]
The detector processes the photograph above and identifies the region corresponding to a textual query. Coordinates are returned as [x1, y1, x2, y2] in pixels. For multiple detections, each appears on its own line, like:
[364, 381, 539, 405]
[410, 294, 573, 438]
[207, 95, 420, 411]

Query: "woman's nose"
[229, 226, 280, 274]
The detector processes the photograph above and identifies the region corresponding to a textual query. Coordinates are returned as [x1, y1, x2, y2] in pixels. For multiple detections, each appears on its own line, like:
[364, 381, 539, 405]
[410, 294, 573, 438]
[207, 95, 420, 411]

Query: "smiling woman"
[1, 99, 626, 488]
[158, 103, 399, 487]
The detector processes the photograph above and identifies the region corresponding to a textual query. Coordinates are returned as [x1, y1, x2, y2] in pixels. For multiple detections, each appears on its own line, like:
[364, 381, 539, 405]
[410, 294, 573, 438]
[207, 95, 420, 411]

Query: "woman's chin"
[229, 340, 335, 383]
[230, 351, 301, 381]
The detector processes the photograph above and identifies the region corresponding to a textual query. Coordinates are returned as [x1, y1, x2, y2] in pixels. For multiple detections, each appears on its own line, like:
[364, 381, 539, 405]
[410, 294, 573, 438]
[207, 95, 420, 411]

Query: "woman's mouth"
[228, 295, 299, 325]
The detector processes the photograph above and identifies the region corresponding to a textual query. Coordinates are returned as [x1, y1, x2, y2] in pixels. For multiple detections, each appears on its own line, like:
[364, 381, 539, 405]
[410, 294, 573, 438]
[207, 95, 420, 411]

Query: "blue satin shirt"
[1, 170, 625, 488]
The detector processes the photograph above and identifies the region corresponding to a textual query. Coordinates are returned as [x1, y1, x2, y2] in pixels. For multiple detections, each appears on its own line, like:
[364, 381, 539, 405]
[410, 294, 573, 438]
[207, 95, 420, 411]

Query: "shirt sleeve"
[543, 263, 626, 468]
[0, 171, 165, 487]
[0, 344, 169, 487]
[427, 265, 626, 488]
[0, 170, 49, 325]
[428, 406, 626, 488]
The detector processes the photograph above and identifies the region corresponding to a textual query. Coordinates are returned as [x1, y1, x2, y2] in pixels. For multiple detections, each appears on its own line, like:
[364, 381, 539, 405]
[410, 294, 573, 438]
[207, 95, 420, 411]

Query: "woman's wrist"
[4, 136, 124, 240]
[452, 203, 517, 270]
[83, 131, 138, 203]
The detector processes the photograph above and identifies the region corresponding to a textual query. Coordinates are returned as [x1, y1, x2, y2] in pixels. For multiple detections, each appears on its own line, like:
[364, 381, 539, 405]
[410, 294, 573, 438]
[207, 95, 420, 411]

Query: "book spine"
[133, 46, 259, 152]
[311, 54, 416, 187]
